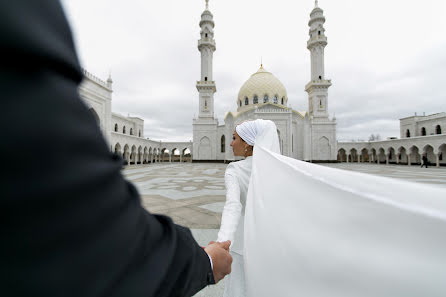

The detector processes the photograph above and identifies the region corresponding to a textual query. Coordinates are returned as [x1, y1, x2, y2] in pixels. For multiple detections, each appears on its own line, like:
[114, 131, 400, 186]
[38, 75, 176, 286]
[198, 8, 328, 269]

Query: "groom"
[0, 1, 231, 296]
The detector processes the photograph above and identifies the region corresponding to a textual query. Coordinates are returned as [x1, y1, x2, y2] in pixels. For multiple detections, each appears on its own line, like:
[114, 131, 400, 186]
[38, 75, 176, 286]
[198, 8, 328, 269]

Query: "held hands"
[204, 240, 232, 283]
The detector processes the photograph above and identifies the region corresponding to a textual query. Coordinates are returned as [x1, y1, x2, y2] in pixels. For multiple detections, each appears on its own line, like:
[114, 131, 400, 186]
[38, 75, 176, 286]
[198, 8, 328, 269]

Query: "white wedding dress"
[219, 119, 446, 297]
[217, 156, 252, 297]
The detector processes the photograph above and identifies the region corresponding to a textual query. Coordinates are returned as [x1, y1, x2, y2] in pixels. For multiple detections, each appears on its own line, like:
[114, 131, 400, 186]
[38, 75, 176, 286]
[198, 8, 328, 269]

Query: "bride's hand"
[204, 241, 232, 283]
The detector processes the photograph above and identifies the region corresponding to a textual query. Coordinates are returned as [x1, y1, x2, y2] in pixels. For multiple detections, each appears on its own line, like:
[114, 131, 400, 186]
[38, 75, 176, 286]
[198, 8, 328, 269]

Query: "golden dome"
[237, 66, 288, 110]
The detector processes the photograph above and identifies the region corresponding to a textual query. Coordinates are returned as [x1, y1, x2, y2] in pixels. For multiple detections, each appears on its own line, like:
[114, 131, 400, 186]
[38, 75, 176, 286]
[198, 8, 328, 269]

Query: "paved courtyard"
[122, 162, 446, 296]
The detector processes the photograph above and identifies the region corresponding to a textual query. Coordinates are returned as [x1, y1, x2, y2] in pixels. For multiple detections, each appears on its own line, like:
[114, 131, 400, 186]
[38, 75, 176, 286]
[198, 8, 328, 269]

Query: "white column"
[369, 154, 372, 163]
[386, 154, 389, 165]
[180, 155, 183, 163]
[357, 154, 360, 163]
[396, 154, 400, 164]
[346, 155, 349, 163]
[408, 154, 411, 166]
[169, 154, 172, 163]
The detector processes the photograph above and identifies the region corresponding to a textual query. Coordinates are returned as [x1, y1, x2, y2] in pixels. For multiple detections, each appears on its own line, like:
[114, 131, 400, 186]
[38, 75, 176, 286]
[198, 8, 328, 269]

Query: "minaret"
[193, 0, 218, 161]
[304, 0, 337, 161]
[196, 0, 216, 119]
[305, 0, 331, 119]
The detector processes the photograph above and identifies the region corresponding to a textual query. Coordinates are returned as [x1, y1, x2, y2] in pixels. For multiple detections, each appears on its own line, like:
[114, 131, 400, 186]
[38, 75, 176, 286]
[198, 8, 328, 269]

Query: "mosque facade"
[192, 1, 337, 162]
[337, 113, 446, 167]
[78, 0, 445, 166]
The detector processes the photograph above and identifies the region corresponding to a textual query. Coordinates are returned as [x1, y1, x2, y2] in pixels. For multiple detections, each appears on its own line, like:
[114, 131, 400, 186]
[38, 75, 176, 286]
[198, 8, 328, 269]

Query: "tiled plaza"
[122, 162, 446, 297]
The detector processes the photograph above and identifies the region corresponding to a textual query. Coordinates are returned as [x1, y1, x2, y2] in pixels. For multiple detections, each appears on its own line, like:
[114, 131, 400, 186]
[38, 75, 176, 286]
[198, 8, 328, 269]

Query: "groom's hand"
[204, 241, 232, 283]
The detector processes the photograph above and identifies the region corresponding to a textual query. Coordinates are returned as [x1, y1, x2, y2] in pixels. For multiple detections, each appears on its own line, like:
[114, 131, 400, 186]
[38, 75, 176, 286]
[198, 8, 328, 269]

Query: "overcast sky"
[61, 0, 446, 142]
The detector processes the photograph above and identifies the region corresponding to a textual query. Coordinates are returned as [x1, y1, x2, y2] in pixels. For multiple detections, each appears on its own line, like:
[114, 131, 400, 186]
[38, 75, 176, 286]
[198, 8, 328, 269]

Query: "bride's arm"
[217, 165, 242, 244]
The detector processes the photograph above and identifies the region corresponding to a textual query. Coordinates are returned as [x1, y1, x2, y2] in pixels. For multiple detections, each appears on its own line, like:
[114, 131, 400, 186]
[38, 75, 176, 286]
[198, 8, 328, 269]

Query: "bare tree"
[368, 134, 381, 141]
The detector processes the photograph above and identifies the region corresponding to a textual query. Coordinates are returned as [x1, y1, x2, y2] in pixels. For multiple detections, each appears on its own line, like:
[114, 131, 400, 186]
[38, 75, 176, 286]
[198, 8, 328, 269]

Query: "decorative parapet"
[307, 35, 327, 48]
[416, 113, 446, 122]
[81, 68, 111, 90]
[400, 112, 446, 121]
[196, 81, 216, 92]
[255, 108, 292, 114]
[198, 39, 216, 49]
[305, 79, 332, 91]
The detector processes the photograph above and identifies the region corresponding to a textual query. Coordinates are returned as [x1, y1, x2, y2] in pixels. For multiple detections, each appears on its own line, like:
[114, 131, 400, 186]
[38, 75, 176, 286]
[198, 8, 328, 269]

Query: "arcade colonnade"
[337, 135, 446, 167]
[111, 132, 192, 165]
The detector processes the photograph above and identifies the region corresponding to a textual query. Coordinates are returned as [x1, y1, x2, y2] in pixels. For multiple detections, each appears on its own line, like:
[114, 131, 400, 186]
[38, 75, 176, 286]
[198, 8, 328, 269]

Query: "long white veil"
[243, 120, 446, 297]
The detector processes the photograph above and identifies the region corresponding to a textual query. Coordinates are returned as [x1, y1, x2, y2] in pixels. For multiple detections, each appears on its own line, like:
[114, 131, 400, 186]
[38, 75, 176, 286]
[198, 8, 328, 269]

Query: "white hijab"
[241, 120, 446, 297]
[235, 119, 280, 154]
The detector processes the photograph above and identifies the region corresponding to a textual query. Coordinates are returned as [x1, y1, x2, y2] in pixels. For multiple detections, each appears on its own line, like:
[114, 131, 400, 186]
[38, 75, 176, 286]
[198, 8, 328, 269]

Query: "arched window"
[263, 95, 269, 103]
[245, 97, 248, 105]
[139, 130, 141, 137]
[130, 128, 133, 135]
[114, 123, 118, 132]
[204, 76, 208, 81]
[221, 135, 225, 153]
[436, 125, 442, 134]
[421, 127, 426, 136]
[406, 129, 410, 137]
[123, 126, 126, 134]
[273, 95, 278, 104]
[281, 97, 284, 105]
[253, 95, 258, 104]
[205, 33, 208, 38]
[239, 100, 242, 107]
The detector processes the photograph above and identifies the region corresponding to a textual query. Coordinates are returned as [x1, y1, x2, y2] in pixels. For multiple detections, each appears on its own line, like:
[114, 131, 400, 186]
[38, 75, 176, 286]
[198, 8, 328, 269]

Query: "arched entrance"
[198, 136, 211, 159]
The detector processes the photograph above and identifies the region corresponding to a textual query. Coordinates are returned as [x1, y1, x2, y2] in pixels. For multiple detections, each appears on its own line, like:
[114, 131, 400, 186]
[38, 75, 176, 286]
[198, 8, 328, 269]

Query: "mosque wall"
[309, 119, 337, 161]
[192, 119, 218, 160]
[112, 113, 144, 138]
[400, 113, 446, 138]
[79, 73, 112, 144]
[337, 134, 446, 167]
[216, 125, 227, 160]
[224, 118, 236, 161]
[292, 117, 305, 160]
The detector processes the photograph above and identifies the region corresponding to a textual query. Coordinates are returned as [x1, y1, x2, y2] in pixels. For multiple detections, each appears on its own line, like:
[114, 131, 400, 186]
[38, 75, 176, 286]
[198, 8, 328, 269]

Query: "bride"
[217, 119, 446, 297]
[216, 119, 266, 297]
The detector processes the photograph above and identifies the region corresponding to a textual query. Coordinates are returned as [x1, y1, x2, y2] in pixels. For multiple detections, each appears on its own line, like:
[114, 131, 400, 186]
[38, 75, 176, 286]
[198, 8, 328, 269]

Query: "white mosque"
[192, 0, 336, 161]
[79, 0, 446, 166]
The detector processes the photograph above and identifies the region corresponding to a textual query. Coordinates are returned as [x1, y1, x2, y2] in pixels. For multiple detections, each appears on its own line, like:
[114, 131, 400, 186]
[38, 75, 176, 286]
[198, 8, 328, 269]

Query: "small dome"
[237, 66, 288, 110]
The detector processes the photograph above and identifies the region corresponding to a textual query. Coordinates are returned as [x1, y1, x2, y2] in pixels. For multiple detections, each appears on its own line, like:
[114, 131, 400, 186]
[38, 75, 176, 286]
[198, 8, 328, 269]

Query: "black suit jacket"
[0, 1, 213, 296]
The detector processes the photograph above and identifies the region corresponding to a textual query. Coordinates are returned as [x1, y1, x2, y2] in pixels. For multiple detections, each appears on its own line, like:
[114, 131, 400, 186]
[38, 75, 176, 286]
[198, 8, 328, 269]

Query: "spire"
[315, 0, 319, 7]
[106, 71, 113, 88]
[205, 0, 209, 10]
